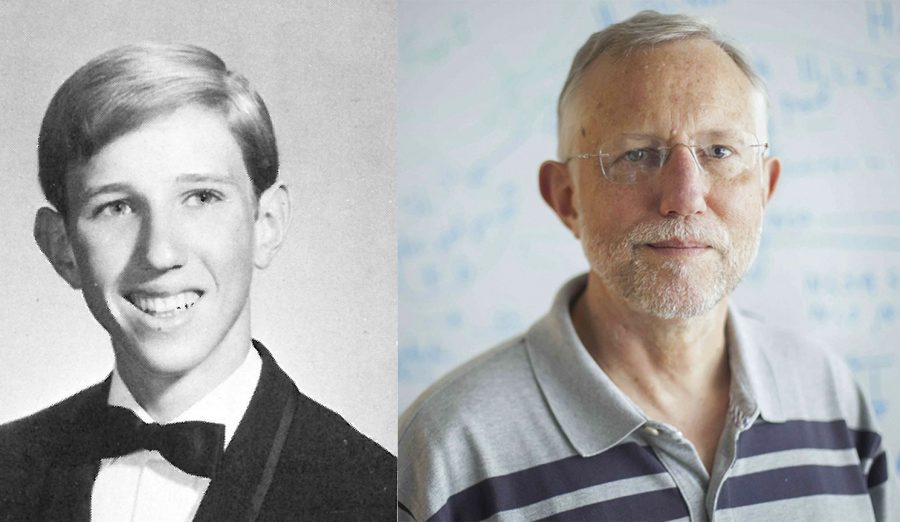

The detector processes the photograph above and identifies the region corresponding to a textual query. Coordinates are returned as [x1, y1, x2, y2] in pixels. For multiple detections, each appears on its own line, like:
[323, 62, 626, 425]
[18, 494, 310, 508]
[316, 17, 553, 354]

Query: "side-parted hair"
[38, 42, 278, 216]
[557, 10, 767, 157]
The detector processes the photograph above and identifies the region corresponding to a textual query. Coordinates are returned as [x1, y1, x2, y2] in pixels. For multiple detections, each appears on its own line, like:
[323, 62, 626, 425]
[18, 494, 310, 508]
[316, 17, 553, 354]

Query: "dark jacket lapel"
[1, 342, 394, 521]
[193, 340, 297, 522]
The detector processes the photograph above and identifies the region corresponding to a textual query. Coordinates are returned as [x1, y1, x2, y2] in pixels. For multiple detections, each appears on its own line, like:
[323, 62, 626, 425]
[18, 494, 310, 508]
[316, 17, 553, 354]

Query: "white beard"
[582, 215, 763, 319]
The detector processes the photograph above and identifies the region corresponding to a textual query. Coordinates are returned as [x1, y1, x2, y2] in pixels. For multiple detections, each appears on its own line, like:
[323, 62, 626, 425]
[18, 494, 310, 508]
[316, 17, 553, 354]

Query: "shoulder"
[0, 382, 105, 504]
[269, 382, 396, 518]
[736, 309, 855, 381]
[400, 333, 535, 443]
[258, 343, 395, 478]
[253, 340, 396, 493]
[731, 310, 899, 514]
[0, 381, 105, 457]
[733, 308, 872, 426]
[290, 389, 395, 471]
[735, 308, 843, 364]
[399, 334, 547, 518]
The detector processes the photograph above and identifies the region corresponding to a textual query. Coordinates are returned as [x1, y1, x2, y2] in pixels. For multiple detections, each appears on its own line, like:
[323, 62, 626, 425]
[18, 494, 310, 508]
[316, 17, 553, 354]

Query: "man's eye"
[96, 201, 132, 217]
[623, 149, 649, 162]
[185, 190, 223, 207]
[706, 145, 734, 159]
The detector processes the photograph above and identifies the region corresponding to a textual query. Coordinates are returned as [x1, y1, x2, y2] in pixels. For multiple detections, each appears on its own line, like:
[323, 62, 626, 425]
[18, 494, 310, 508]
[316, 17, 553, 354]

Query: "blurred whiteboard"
[399, 0, 900, 473]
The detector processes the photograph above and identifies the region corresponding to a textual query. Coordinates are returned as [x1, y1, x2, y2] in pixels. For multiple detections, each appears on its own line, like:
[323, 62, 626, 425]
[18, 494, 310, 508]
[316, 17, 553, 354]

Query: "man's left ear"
[254, 183, 291, 269]
[763, 157, 781, 204]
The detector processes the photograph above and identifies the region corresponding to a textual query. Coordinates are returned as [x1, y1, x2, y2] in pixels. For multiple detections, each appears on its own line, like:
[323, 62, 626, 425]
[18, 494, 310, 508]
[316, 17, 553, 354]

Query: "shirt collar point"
[525, 274, 648, 456]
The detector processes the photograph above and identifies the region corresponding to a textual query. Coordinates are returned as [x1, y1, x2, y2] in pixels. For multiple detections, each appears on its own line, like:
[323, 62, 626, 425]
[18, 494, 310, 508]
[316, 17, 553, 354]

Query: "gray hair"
[558, 10, 768, 152]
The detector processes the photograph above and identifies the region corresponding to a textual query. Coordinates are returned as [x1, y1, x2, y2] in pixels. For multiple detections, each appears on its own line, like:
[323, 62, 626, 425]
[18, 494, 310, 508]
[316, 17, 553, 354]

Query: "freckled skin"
[564, 40, 764, 162]
[561, 40, 773, 293]
[543, 39, 781, 472]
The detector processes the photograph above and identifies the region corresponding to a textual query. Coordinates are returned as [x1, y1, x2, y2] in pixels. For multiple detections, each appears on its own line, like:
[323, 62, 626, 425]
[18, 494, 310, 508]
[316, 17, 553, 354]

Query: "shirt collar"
[725, 306, 786, 424]
[107, 345, 262, 449]
[525, 274, 646, 457]
[525, 273, 785, 457]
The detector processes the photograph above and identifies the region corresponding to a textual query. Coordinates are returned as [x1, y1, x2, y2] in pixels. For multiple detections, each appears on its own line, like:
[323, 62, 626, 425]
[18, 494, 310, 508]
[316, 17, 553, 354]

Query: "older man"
[399, 11, 898, 521]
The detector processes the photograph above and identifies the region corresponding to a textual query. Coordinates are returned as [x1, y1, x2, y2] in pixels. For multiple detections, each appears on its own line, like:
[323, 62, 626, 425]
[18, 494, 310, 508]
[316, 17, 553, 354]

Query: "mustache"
[625, 219, 730, 251]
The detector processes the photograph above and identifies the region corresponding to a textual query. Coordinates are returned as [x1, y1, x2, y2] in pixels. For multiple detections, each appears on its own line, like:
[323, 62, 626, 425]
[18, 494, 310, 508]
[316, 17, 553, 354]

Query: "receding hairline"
[556, 11, 769, 159]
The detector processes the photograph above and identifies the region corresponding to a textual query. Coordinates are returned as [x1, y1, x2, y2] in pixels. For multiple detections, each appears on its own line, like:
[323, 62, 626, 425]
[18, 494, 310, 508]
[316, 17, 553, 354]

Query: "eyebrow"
[175, 172, 241, 186]
[79, 172, 240, 201]
[698, 129, 752, 141]
[79, 182, 132, 201]
[617, 130, 752, 141]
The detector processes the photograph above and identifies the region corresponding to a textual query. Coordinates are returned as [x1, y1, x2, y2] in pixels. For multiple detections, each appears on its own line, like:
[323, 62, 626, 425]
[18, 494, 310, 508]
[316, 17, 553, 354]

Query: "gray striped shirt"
[399, 275, 898, 521]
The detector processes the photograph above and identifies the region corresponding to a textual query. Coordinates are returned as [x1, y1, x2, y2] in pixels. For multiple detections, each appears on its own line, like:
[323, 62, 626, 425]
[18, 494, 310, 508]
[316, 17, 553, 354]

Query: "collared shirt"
[399, 274, 899, 521]
[91, 347, 262, 522]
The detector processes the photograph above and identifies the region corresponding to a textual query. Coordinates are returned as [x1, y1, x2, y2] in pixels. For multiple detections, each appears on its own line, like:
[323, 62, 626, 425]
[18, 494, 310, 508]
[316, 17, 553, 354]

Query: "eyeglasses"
[567, 138, 769, 185]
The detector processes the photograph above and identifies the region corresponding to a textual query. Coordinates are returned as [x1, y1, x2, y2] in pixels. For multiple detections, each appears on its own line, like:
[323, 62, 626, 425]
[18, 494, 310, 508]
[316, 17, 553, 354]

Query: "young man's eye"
[95, 200, 132, 217]
[185, 190, 224, 207]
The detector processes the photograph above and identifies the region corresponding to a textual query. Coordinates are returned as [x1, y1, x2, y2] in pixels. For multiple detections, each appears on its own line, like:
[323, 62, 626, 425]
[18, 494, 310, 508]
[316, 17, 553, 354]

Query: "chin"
[608, 260, 732, 320]
[627, 286, 725, 320]
[112, 332, 218, 378]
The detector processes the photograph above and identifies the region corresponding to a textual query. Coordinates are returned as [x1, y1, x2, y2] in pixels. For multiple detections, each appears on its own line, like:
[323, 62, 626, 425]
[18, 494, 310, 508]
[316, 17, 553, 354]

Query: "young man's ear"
[538, 160, 581, 239]
[254, 183, 292, 269]
[34, 207, 82, 289]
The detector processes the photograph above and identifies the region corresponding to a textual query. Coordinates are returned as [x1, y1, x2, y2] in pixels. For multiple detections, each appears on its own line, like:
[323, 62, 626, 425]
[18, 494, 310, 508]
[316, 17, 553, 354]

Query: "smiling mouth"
[125, 291, 202, 317]
[646, 239, 710, 249]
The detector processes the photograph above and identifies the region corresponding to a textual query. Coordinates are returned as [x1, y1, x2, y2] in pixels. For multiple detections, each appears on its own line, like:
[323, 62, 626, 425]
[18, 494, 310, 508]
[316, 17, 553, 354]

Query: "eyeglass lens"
[598, 139, 766, 184]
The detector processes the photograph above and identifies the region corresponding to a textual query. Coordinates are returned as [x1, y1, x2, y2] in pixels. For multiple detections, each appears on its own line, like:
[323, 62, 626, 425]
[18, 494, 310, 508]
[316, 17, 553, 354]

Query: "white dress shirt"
[90, 348, 262, 522]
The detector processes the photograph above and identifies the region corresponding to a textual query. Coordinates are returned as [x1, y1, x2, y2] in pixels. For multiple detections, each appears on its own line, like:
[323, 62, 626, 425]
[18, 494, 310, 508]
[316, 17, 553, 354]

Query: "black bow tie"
[98, 406, 225, 478]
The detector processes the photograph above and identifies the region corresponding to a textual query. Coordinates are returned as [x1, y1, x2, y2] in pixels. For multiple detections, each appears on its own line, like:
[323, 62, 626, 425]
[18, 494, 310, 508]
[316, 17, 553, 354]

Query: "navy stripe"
[851, 428, 883, 461]
[537, 488, 688, 522]
[718, 465, 867, 509]
[429, 443, 670, 522]
[868, 452, 888, 488]
[738, 419, 882, 463]
[738, 420, 852, 458]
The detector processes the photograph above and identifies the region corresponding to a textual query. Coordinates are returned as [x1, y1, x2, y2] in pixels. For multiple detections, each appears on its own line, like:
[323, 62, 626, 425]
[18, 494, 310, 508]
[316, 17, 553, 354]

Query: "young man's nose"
[138, 212, 187, 271]
[657, 144, 709, 218]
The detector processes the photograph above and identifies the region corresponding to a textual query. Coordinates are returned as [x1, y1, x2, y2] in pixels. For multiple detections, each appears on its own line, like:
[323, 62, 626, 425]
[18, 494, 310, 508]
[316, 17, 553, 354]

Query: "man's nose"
[138, 211, 186, 271]
[657, 144, 709, 217]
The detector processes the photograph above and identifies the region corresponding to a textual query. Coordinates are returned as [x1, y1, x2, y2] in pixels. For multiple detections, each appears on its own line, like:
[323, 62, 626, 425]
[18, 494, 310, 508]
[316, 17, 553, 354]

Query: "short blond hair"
[38, 42, 278, 216]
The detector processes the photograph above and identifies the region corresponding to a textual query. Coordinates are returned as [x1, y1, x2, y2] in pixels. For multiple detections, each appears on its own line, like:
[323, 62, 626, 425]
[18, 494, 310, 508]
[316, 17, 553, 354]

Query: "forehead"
[571, 39, 762, 141]
[70, 105, 248, 199]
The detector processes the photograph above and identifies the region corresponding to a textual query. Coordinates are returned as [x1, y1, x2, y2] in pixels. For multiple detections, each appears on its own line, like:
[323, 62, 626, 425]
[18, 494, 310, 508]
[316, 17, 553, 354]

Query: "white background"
[0, 0, 397, 454]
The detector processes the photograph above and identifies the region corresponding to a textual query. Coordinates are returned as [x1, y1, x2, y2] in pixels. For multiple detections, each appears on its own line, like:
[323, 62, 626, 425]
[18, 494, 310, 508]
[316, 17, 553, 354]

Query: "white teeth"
[128, 291, 201, 316]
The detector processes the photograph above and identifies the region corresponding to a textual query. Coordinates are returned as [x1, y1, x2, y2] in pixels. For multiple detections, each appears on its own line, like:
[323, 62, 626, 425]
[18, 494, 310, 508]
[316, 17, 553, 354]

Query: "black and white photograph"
[0, 1, 396, 519]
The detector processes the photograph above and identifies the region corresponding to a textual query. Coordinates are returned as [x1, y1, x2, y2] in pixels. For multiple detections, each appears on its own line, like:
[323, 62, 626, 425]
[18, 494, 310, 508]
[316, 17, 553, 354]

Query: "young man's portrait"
[0, 2, 396, 520]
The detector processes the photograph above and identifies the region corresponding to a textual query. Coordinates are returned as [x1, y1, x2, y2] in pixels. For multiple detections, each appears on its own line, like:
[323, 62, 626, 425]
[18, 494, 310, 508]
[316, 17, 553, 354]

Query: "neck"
[572, 272, 730, 416]
[114, 335, 252, 424]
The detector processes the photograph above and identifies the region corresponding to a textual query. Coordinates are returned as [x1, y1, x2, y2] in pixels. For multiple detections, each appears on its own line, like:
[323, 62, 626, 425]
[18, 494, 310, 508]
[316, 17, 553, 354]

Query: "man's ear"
[34, 207, 82, 289]
[539, 160, 581, 238]
[254, 183, 291, 269]
[763, 156, 781, 204]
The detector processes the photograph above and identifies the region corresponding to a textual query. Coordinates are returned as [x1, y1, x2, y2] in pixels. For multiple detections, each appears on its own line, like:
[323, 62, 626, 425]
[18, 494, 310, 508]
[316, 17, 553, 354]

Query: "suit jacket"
[0, 341, 396, 521]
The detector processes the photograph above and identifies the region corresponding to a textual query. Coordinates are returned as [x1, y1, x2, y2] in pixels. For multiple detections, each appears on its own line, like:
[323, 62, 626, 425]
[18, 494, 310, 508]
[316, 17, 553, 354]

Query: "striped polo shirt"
[399, 275, 898, 521]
